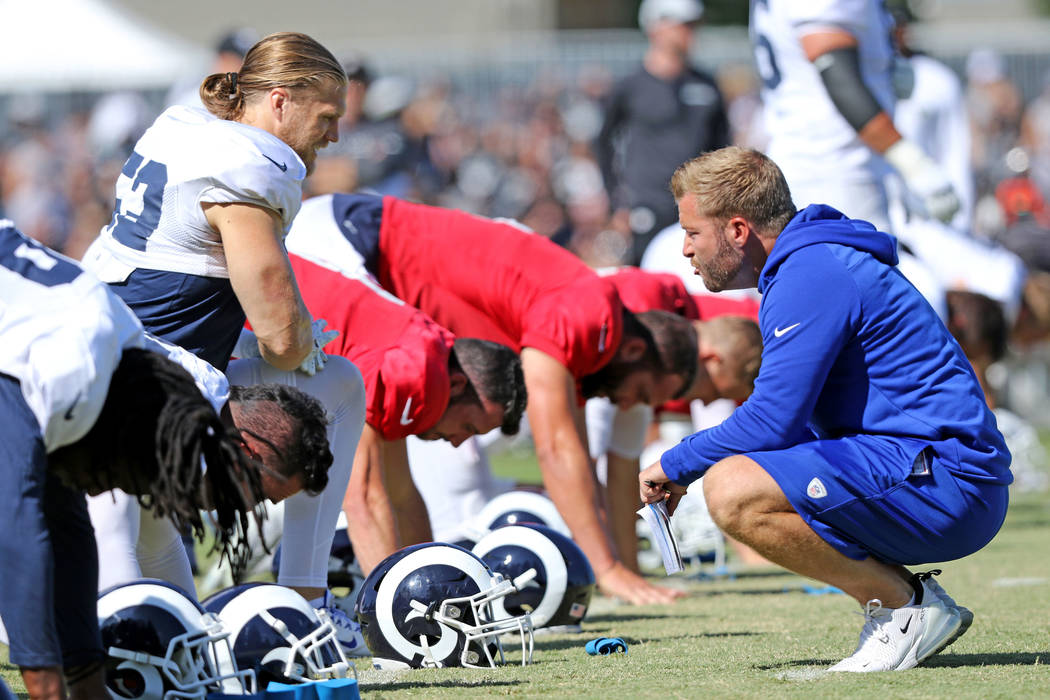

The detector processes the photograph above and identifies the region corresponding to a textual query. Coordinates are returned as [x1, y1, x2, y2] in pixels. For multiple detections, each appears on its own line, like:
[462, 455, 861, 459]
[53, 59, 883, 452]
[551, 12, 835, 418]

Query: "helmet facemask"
[406, 569, 536, 668]
[255, 606, 354, 681]
[105, 612, 255, 700]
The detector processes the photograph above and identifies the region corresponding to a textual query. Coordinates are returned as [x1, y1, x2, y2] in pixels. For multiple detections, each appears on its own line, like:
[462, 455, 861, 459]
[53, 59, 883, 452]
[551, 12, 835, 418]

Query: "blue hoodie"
[661, 205, 1011, 486]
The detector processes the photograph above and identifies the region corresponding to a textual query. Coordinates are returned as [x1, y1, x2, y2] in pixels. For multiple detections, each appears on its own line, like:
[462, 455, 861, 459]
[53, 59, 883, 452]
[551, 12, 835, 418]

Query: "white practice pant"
[406, 434, 513, 543]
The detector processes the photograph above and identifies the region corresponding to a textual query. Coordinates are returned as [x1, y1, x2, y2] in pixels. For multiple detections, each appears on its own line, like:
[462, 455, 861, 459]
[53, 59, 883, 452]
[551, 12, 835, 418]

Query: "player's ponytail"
[200, 71, 245, 120]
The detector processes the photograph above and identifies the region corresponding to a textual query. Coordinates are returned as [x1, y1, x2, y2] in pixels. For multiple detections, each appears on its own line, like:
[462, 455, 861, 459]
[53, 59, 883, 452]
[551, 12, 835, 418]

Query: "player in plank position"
[0, 223, 331, 700]
[588, 267, 762, 569]
[282, 254, 526, 573]
[286, 193, 698, 604]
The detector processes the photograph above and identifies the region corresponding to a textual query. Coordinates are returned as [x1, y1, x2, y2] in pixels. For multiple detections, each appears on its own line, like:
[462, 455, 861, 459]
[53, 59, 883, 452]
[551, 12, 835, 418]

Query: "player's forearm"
[383, 438, 434, 546]
[344, 488, 398, 575]
[534, 435, 617, 575]
[605, 453, 642, 574]
[246, 268, 313, 370]
[212, 201, 314, 368]
[805, 36, 900, 153]
[857, 112, 903, 157]
[392, 489, 433, 546]
[343, 430, 399, 574]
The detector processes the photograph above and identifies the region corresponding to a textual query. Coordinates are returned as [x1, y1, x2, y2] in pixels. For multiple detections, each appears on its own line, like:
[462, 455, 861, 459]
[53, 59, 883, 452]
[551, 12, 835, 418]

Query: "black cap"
[215, 28, 258, 58]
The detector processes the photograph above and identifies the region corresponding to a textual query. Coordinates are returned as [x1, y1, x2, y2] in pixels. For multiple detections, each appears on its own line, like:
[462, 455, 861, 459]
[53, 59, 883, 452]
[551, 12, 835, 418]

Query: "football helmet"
[355, 543, 536, 670]
[97, 579, 255, 700]
[472, 523, 595, 631]
[475, 490, 571, 538]
[202, 583, 354, 685]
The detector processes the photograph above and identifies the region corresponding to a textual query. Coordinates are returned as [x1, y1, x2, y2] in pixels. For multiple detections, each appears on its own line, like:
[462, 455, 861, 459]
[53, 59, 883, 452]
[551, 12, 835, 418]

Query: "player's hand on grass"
[598, 561, 687, 605]
[639, 460, 688, 516]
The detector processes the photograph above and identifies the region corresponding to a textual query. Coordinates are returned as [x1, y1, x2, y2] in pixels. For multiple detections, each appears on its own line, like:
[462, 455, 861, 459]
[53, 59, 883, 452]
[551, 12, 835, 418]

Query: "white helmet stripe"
[472, 527, 567, 627]
[374, 547, 493, 663]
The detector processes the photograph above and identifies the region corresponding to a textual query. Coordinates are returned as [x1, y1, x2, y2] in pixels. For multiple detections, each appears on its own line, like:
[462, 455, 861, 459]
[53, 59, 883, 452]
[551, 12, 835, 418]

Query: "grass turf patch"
[3, 462, 1048, 698]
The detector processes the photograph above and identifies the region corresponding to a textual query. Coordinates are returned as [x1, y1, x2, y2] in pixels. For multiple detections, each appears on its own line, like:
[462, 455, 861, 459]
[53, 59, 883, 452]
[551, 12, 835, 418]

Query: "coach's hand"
[598, 561, 687, 605]
[639, 460, 688, 516]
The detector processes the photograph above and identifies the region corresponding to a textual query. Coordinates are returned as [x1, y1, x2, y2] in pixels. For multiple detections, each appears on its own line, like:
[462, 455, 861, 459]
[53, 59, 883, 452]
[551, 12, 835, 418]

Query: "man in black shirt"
[596, 0, 730, 265]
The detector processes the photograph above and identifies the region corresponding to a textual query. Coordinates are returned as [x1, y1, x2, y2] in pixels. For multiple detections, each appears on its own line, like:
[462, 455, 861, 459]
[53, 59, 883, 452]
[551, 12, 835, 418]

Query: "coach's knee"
[703, 455, 784, 536]
[702, 456, 752, 534]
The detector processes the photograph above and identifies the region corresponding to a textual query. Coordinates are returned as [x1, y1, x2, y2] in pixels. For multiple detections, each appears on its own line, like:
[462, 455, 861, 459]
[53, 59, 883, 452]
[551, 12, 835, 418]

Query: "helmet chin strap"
[408, 600, 446, 668]
[417, 633, 444, 668]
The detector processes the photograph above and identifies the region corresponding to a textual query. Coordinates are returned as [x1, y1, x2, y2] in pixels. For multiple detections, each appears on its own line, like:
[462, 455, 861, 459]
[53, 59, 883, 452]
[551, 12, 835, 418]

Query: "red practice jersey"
[600, 267, 759, 416]
[375, 197, 623, 381]
[291, 254, 455, 440]
[600, 267, 701, 319]
[692, 293, 760, 322]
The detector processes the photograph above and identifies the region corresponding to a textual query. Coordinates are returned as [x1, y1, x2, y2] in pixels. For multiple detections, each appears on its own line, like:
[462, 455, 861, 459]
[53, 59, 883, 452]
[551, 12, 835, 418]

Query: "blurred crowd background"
[3, 0, 1050, 446]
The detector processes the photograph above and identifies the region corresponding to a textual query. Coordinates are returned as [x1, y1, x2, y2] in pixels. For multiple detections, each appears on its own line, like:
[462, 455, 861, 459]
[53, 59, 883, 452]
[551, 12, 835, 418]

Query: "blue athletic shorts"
[108, 267, 244, 371]
[748, 434, 1009, 565]
[0, 374, 103, 668]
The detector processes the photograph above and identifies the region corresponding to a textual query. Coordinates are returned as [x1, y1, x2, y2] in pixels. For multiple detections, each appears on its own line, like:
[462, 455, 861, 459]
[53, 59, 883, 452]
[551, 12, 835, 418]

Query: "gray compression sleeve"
[814, 47, 884, 132]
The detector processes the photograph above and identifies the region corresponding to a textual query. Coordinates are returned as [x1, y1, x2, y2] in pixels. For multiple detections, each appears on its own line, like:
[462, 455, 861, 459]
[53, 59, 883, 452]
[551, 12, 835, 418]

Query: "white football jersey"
[891, 54, 974, 232]
[0, 224, 145, 452]
[142, 333, 229, 412]
[751, 0, 896, 180]
[284, 193, 372, 279]
[85, 105, 305, 282]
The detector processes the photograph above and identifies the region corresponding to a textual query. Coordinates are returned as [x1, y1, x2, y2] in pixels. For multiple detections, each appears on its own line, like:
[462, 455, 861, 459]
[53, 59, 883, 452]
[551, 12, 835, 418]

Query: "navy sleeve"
[661, 246, 860, 485]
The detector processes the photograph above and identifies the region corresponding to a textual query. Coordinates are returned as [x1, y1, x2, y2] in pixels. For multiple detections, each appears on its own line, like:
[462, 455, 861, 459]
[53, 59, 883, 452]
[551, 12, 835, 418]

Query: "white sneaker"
[829, 578, 962, 672]
[916, 569, 974, 642]
[313, 591, 371, 658]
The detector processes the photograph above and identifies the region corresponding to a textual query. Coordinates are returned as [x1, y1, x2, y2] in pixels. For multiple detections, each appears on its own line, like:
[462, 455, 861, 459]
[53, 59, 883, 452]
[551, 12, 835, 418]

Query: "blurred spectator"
[595, 0, 729, 265]
[314, 73, 430, 200]
[165, 27, 257, 109]
[990, 147, 1050, 272]
[1019, 69, 1050, 198]
[717, 61, 766, 150]
[965, 48, 1024, 197]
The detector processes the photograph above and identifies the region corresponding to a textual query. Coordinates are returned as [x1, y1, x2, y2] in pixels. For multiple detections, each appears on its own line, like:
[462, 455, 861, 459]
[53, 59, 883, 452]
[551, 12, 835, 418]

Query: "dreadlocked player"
[0, 223, 331, 700]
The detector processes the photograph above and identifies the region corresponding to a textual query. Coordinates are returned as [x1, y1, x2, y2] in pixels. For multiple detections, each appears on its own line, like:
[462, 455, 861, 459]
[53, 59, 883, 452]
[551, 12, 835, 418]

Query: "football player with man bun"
[286, 192, 699, 605]
[278, 253, 527, 574]
[81, 32, 370, 651]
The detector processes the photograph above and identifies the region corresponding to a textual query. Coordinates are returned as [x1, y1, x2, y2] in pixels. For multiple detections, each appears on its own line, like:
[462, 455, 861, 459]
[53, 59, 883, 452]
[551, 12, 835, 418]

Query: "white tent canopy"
[0, 0, 209, 93]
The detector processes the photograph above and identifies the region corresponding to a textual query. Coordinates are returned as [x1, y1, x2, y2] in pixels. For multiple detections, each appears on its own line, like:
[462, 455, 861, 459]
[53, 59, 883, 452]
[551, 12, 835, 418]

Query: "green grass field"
[3, 446, 1048, 698]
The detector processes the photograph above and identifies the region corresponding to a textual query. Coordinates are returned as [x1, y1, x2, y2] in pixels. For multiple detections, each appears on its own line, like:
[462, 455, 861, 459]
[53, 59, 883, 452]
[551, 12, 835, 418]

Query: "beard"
[694, 231, 745, 292]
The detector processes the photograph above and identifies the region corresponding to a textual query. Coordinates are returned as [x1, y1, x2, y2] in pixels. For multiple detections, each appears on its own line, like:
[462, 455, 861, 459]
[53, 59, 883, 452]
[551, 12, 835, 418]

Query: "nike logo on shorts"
[774, 322, 801, 338]
[400, 397, 414, 425]
[263, 154, 288, 172]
